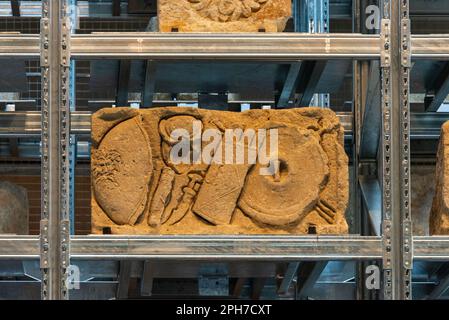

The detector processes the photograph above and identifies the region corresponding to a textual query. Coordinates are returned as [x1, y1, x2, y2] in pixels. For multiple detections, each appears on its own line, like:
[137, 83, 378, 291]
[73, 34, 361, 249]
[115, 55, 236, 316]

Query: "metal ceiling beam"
[360, 61, 381, 160]
[425, 62, 449, 112]
[277, 262, 299, 294]
[116, 60, 131, 106]
[10, 0, 19, 16]
[250, 278, 266, 300]
[112, 0, 121, 17]
[296, 61, 327, 107]
[427, 266, 449, 300]
[359, 176, 382, 236]
[296, 261, 328, 299]
[276, 62, 302, 108]
[142, 60, 156, 108]
[140, 261, 154, 296]
[116, 261, 131, 299]
[232, 278, 247, 298]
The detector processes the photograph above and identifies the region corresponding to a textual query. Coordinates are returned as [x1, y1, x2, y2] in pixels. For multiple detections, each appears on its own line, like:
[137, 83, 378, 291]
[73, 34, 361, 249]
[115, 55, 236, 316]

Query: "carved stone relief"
[92, 107, 349, 235]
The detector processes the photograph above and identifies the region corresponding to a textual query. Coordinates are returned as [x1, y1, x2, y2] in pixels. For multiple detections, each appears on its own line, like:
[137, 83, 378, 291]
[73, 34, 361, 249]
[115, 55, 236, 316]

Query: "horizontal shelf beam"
[412, 35, 449, 60]
[0, 111, 91, 136]
[70, 33, 382, 60]
[0, 235, 382, 261]
[1, 111, 446, 139]
[0, 34, 39, 58]
[0, 34, 446, 60]
[2, 236, 449, 261]
[414, 237, 449, 261]
[69, 236, 382, 261]
[0, 236, 39, 259]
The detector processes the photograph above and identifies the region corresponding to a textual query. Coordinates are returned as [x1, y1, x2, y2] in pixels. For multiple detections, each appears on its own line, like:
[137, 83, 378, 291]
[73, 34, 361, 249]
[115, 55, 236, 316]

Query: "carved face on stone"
[188, 0, 269, 22]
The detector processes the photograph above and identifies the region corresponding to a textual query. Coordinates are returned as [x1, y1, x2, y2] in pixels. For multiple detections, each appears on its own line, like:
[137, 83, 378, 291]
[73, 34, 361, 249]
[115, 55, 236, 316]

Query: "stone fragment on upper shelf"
[430, 121, 449, 235]
[158, 0, 292, 32]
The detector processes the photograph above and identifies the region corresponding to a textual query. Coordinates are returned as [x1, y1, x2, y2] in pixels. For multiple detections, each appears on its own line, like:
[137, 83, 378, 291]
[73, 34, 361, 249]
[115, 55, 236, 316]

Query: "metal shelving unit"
[0, 0, 448, 300]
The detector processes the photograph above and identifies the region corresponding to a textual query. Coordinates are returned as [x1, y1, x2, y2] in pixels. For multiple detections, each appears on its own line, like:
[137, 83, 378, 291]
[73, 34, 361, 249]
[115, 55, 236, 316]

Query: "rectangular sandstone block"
[91, 107, 349, 235]
[430, 121, 449, 235]
[158, 0, 292, 32]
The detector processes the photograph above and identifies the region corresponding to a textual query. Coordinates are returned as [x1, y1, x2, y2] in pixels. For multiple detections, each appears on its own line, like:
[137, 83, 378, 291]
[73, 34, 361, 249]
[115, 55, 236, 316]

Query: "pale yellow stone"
[158, 0, 292, 32]
[91, 107, 349, 235]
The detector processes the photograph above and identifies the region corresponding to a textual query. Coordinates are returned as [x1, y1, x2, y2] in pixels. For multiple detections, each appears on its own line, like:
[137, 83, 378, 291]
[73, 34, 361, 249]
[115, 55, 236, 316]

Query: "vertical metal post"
[297, 0, 330, 108]
[68, 0, 77, 235]
[380, 0, 412, 300]
[353, 0, 366, 300]
[40, 0, 71, 300]
[398, 0, 412, 300]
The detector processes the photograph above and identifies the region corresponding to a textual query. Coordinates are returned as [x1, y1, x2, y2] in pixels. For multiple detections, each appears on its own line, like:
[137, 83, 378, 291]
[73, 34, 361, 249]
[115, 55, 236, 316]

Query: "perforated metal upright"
[39, 0, 71, 300]
[379, 0, 412, 300]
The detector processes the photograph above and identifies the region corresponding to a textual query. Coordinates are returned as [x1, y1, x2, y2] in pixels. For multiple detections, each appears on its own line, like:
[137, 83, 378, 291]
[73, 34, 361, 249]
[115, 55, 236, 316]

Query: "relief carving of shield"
[238, 126, 329, 226]
[92, 116, 153, 225]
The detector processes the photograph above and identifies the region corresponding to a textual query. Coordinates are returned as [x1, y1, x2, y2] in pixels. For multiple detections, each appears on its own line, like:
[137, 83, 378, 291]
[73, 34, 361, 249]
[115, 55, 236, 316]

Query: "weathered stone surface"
[412, 166, 435, 236]
[92, 107, 349, 235]
[430, 121, 449, 235]
[0, 181, 29, 235]
[158, 0, 292, 32]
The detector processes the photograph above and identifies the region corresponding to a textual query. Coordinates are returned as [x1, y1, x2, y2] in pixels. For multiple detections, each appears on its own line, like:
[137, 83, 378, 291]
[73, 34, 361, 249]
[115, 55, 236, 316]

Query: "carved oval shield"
[92, 116, 153, 225]
[238, 127, 329, 226]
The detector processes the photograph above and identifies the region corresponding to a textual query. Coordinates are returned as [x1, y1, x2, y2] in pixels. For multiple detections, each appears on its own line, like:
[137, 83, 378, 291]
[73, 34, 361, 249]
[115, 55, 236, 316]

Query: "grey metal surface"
[0, 235, 383, 261]
[296, 261, 328, 299]
[0, 33, 446, 60]
[425, 62, 449, 112]
[71, 33, 382, 60]
[414, 237, 449, 261]
[359, 176, 382, 236]
[277, 262, 299, 294]
[0, 236, 39, 259]
[0, 111, 91, 136]
[68, 236, 382, 261]
[412, 35, 449, 60]
[90, 60, 349, 99]
[360, 61, 381, 160]
[0, 34, 39, 58]
[39, 0, 71, 300]
[1, 111, 445, 139]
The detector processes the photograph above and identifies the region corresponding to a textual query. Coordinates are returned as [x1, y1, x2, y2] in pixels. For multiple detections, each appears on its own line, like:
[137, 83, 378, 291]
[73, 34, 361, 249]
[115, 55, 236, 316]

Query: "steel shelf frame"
[0, 0, 447, 300]
[0, 33, 448, 60]
[2, 235, 449, 262]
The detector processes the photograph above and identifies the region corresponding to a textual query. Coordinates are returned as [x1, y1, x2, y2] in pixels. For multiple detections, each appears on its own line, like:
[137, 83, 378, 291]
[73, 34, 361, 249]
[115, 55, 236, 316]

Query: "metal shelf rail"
[1, 235, 449, 261]
[0, 33, 448, 60]
[0, 0, 447, 300]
